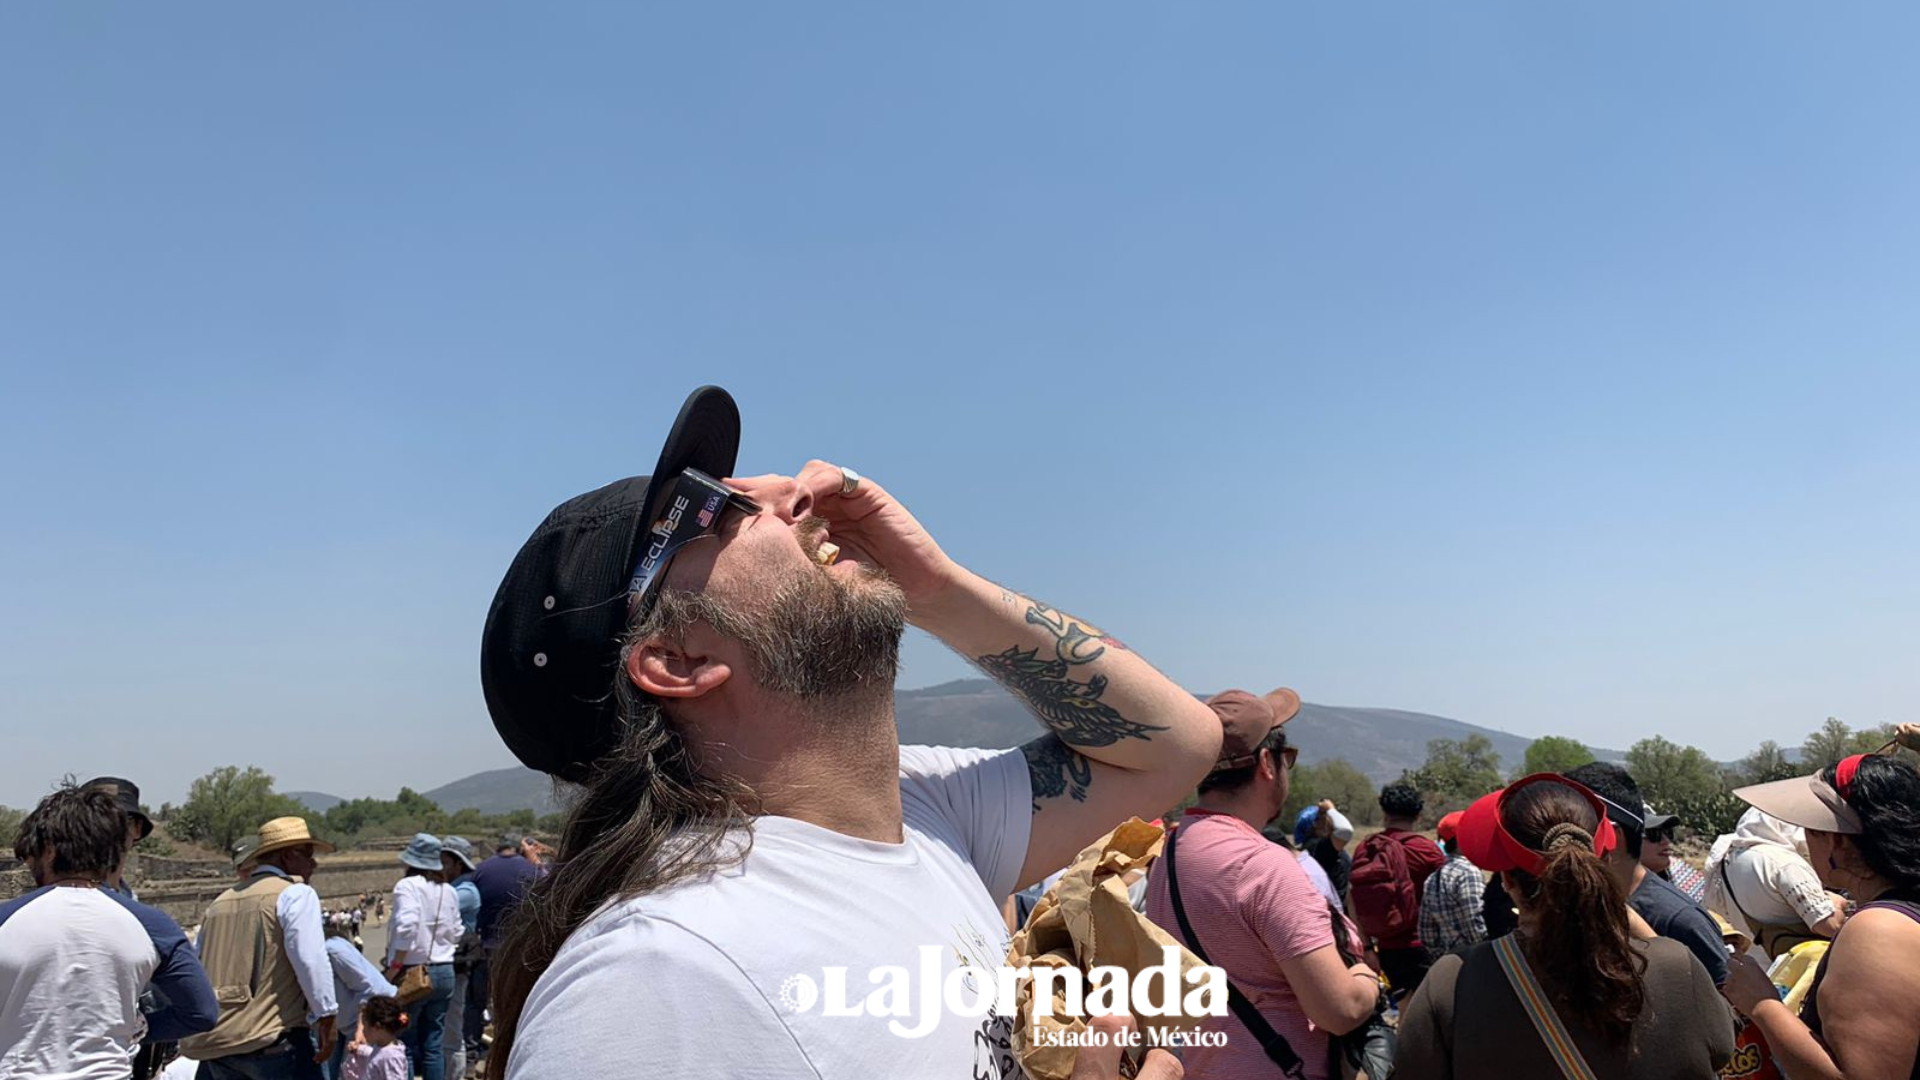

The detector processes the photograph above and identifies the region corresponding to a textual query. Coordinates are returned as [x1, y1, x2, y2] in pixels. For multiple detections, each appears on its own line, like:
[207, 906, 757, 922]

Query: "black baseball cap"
[82, 776, 153, 840]
[481, 386, 746, 783]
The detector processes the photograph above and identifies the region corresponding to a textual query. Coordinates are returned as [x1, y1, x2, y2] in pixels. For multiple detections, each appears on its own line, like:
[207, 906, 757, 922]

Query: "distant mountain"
[416, 679, 1621, 814]
[284, 791, 343, 813]
[423, 767, 567, 817]
[890, 679, 1616, 783]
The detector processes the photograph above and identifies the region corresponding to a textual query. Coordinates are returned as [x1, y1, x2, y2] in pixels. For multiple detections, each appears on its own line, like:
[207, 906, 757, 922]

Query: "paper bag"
[1006, 818, 1210, 1080]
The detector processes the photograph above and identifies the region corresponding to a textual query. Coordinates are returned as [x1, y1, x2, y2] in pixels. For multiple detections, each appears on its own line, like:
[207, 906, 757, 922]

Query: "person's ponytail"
[1511, 821, 1645, 1041]
[485, 592, 755, 1078]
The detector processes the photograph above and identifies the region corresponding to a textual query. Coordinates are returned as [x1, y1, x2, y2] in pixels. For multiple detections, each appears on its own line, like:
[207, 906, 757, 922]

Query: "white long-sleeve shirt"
[234, 864, 338, 1018]
[385, 875, 460, 966]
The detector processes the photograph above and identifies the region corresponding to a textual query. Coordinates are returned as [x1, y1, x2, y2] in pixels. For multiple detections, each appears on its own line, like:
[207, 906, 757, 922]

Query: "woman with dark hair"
[1395, 773, 1735, 1079]
[1720, 749, 1920, 1079]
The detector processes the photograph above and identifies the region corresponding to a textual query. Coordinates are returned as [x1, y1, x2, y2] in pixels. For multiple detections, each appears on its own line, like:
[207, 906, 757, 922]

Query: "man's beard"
[729, 550, 908, 703]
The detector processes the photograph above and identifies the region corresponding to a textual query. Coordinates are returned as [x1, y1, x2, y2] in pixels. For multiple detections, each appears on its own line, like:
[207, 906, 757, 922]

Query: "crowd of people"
[1172, 716, 1920, 1079]
[0, 776, 551, 1080]
[6, 388, 1918, 1080]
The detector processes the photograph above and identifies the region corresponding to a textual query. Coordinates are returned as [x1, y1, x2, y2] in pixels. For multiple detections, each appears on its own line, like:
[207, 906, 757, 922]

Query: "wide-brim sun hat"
[399, 832, 445, 872]
[251, 816, 336, 860]
[1733, 759, 1867, 835]
[440, 835, 478, 871]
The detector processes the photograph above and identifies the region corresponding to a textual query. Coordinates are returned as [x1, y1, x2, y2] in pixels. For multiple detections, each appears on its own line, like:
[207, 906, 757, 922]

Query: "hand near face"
[727, 461, 962, 612]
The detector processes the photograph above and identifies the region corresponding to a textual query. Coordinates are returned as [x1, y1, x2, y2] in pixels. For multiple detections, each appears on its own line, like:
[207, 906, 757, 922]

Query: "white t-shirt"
[506, 745, 1032, 1079]
[1, 888, 160, 1080]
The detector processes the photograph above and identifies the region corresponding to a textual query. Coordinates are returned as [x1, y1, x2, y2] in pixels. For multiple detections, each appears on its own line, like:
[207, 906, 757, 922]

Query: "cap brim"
[1642, 814, 1680, 832]
[1263, 688, 1303, 725]
[1733, 774, 1863, 835]
[1455, 789, 1510, 871]
[132, 813, 154, 840]
[641, 386, 742, 532]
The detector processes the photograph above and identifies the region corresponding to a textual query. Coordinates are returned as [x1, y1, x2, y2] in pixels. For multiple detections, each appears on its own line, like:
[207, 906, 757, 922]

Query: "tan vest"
[179, 873, 312, 1059]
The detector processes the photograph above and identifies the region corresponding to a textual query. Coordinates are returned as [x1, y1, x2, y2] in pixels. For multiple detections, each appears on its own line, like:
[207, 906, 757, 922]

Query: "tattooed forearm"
[1020, 737, 1093, 814]
[1024, 600, 1129, 665]
[977, 645, 1168, 747]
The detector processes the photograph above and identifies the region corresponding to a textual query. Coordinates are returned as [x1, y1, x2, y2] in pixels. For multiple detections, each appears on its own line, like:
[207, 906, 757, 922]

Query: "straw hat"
[250, 816, 336, 860]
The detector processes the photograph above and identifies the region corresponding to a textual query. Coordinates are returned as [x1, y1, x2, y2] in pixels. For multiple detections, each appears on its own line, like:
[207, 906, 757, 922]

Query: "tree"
[1520, 736, 1593, 778]
[1625, 737, 1723, 808]
[1282, 758, 1382, 828]
[1403, 735, 1503, 811]
[0, 805, 23, 847]
[1735, 741, 1799, 787]
[1626, 736, 1745, 837]
[171, 766, 308, 853]
[1802, 717, 1850, 770]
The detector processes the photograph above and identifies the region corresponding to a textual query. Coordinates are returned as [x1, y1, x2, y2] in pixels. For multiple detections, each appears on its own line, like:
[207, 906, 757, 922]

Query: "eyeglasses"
[1645, 826, 1676, 843]
[1278, 746, 1300, 770]
[626, 469, 761, 619]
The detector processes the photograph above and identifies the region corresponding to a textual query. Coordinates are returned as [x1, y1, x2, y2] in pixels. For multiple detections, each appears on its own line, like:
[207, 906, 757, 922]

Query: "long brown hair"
[485, 591, 756, 1077]
[1502, 779, 1646, 1041]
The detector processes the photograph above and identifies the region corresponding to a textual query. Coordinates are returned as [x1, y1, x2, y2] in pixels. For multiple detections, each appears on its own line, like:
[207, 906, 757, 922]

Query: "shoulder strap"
[1163, 826, 1309, 1080]
[1716, 858, 1764, 929]
[1490, 935, 1598, 1080]
[1861, 897, 1920, 924]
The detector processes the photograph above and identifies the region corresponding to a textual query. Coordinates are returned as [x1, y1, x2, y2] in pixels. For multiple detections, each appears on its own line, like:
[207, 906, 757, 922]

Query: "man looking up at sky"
[478, 387, 1218, 1079]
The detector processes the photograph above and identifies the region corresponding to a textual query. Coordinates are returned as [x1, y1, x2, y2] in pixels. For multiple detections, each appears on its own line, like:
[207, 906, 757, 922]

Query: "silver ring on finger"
[838, 466, 863, 496]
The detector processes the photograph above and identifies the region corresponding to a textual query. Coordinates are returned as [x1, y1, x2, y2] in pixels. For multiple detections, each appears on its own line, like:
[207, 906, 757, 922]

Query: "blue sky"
[4, 4, 1917, 807]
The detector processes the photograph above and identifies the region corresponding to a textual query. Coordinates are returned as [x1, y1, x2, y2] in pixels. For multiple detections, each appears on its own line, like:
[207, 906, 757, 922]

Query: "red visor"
[1456, 773, 1618, 876]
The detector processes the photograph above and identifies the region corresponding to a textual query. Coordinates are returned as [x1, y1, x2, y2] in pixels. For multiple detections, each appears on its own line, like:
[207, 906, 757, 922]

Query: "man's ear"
[626, 634, 732, 700]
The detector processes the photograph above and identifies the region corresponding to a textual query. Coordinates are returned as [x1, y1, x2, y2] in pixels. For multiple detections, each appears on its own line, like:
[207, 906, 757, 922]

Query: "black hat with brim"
[82, 776, 153, 840]
[480, 387, 742, 783]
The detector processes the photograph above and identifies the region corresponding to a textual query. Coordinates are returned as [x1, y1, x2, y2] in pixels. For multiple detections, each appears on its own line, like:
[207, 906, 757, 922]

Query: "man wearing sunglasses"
[479, 387, 1218, 1079]
[1143, 690, 1381, 1080]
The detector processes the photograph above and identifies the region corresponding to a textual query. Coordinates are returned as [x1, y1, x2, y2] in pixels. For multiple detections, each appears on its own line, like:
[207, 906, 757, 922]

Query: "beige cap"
[1732, 773, 1863, 836]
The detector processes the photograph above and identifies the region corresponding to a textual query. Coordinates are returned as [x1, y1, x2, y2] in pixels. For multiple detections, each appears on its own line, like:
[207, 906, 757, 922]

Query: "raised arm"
[767, 460, 1222, 890]
[922, 579, 1221, 886]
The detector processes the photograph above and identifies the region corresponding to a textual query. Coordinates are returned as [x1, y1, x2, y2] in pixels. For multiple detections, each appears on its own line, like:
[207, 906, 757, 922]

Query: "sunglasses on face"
[1645, 826, 1676, 843]
[626, 468, 762, 619]
[1277, 746, 1300, 770]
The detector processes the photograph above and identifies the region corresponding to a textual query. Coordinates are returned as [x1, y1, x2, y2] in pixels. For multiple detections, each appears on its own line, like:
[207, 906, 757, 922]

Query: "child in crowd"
[343, 996, 412, 1080]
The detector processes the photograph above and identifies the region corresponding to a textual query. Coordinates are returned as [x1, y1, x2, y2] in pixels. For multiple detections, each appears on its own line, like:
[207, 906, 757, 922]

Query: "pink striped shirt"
[1145, 809, 1361, 1080]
